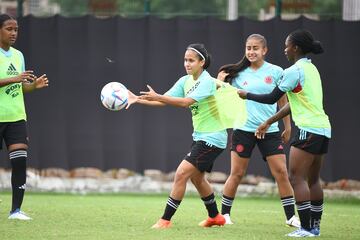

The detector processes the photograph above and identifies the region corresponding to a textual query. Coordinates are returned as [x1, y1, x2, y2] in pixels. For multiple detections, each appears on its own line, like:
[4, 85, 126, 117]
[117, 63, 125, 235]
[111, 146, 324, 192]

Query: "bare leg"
[170, 160, 199, 200]
[222, 151, 250, 198]
[288, 146, 315, 230]
[267, 154, 293, 197]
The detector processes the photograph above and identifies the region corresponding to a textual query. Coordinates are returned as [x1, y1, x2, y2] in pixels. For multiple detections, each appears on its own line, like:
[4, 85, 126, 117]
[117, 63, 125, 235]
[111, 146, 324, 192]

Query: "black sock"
[161, 196, 181, 221]
[296, 200, 311, 231]
[311, 199, 323, 229]
[221, 194, 234, 215]
[281, 196, 295, 220]
[10, 149, 27, 213]
[202, 193, 219, 218]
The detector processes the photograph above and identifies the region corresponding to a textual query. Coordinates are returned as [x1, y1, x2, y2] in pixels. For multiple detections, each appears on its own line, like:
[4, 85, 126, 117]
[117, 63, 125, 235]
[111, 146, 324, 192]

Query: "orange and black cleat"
[151, 219, 172, 229]
[198, 213, 226, 227]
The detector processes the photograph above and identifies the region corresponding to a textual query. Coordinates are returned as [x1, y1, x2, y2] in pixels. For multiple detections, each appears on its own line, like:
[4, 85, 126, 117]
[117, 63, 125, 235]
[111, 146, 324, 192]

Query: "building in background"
[343, 0, 360, 20]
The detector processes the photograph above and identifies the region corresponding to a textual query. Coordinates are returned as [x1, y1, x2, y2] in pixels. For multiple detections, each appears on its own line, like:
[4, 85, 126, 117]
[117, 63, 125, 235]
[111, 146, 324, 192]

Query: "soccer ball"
[100, 82, 128, 111]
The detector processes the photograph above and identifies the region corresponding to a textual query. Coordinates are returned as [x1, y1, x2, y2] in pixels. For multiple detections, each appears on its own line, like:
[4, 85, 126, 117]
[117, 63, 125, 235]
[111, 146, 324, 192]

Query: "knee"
[308, 178, 321, 188]
[174, 169, 189, 184]
[229, 170, 245, 183]
[273, 167, 289, 181]
[288, 173, 302, 187]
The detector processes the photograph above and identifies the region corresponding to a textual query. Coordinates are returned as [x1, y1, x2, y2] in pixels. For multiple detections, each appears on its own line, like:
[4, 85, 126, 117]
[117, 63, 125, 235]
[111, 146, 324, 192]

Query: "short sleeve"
[187, 77, 215, 102]
[278, 66, 301, 92]
[165, 77, 186, 98]
[273, 66, 284, 86]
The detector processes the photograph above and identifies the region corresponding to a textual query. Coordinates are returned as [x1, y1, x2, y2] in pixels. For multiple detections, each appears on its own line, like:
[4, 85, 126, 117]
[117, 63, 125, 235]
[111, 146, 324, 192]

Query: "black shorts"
[231, 129, 285, 160]
[185, 141, 224, 173]
[0, 120, 28, 150]
[291, 129, 330, 154]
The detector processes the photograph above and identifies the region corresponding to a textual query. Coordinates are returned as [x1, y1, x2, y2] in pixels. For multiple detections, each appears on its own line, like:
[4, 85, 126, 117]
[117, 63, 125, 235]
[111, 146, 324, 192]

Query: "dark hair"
[187, 43, 211, 69]
[219, 34, 267, 84]
[0, 14, 15, 28]
[288, 29, 324, 55]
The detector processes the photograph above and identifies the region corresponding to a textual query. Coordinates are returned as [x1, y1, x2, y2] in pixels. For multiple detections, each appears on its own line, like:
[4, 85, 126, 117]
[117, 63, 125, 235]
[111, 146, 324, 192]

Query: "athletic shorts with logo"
[185, 141, 224, 173]
[231, 129, 284, 160]
[291, 129, 329, 154]
[0, 120, 28, 150]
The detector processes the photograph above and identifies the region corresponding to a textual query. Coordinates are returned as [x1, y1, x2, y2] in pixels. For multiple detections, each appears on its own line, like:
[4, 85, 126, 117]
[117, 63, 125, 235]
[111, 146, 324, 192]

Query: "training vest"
[286, 61, 330, 128]
[0, 47, 26, 122]
[184, 76, 247, 132]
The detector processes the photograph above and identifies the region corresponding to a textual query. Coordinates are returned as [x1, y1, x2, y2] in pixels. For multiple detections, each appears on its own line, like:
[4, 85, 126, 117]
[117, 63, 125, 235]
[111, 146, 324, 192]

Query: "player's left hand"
[237, 89, 247, 99]
[139, 85, 159, 101]
[281, 128, 291, 144]
[34, 74, 49, 89]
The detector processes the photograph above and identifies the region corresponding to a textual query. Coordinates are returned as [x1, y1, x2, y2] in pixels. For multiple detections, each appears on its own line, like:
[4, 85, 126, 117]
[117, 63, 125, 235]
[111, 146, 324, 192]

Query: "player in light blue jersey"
[127, 43, 226, 229]
[218, 34, 299, 227]
[239, 29, 330, 238]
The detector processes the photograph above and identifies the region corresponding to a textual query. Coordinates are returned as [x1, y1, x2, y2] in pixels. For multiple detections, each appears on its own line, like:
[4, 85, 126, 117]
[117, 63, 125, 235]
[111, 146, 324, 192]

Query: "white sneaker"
[286, 215, 300, 228]
[223, 214, 234, 225]
[8, 210, 32, 220]
[286, 228, 315, 237]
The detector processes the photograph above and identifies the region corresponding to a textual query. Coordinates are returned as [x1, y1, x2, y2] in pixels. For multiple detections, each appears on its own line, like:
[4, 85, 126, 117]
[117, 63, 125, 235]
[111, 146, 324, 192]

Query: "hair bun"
[312, 40, 324, 54]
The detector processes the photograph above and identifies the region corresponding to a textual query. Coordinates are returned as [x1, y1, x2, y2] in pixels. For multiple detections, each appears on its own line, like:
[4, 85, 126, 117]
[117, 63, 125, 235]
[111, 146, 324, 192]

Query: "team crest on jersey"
[264, 76, 273, 84]
[6, 63, 19, 76]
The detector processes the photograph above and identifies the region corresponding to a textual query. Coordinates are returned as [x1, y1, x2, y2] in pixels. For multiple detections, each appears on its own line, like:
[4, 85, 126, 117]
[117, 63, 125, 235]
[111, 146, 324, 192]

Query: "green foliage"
[0, 193, 360, 240]
[50, 0, 88, 16]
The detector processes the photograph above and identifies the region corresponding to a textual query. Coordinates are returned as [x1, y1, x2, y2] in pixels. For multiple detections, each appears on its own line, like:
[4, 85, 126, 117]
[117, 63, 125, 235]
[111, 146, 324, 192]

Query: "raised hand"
[139, 85, 159, 101]
[17, 70, 36, 83]
[34, 74, 49, 89]
[126, 90, 139, 109]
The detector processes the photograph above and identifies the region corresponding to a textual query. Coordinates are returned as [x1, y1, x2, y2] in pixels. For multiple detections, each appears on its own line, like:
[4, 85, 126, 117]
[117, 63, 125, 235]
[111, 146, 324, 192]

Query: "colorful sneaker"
[286, 215, 301, 228]
[223, 213, 234, 225]
[151, 219, 172, 229]
[198, 214, 226, 227]
[310, 228, 320, 236]
[8, 209, 32, 220]
[286, 228, 315, 237]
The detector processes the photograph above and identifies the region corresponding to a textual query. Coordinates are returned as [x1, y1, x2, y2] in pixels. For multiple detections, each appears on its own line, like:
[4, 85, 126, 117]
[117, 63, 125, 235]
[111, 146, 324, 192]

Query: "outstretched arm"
[139, 85, 195, 108]
[238, 86, 285, 104]
[126, 89, 166, 109]
[255, 103, 291, 139]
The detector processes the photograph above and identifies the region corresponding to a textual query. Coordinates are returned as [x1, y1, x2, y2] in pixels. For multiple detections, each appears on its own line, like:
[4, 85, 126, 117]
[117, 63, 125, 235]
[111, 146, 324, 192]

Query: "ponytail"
[219, 56, 250, 84]
[288, 29, 324, 55]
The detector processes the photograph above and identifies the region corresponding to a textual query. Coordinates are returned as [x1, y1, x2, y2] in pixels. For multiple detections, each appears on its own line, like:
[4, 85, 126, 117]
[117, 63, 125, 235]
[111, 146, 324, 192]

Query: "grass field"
[0, 192, 359, 240]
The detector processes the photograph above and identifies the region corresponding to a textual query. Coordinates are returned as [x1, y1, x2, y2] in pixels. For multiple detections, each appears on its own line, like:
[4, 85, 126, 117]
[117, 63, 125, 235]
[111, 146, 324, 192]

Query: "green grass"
[0, 192, 360, 240]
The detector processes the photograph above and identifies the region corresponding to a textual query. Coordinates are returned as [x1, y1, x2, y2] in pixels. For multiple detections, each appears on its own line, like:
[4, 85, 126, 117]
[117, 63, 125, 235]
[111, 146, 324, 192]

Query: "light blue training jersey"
[165, 70, 228, 149]
[232, 61, 283, 133]
[278, 58, 331, 138]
